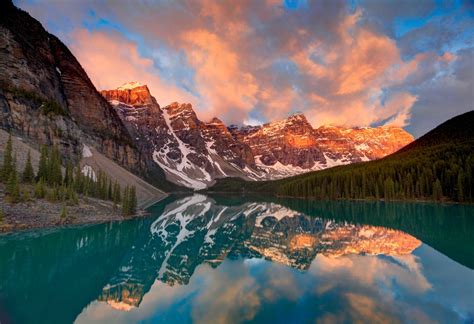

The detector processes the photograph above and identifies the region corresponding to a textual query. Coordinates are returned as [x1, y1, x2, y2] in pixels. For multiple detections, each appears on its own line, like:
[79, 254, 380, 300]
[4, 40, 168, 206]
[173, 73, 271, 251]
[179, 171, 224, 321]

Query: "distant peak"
[209, 117, 224, 125]
[164, 102, 195, 114]
[287, 112, 307, 121]
[117, 81, 144, 90]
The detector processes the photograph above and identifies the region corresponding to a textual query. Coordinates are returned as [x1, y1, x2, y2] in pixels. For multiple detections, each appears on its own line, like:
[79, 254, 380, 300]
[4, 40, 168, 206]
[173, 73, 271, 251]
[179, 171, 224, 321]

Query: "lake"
[0, 194, 473, 323]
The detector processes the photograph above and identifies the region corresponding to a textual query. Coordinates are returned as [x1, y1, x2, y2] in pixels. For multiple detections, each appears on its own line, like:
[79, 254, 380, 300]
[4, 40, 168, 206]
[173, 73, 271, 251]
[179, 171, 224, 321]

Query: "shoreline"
[0, 192, 168, 235]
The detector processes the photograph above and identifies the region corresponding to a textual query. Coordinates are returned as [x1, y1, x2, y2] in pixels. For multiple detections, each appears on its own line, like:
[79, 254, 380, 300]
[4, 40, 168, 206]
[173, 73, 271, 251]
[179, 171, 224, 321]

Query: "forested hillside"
[207, 111, 474, 203]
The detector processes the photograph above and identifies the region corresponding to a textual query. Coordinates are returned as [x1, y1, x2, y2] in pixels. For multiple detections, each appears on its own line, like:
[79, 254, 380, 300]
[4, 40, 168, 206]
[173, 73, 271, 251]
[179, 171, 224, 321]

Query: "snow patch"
[82, 144, 93, 158]
[81, 165, 96, 181]
[117, 81, 143, 90]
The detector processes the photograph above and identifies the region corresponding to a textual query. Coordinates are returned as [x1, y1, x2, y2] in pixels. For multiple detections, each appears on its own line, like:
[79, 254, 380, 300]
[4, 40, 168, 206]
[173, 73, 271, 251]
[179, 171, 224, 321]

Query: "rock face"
[101, 82, 414, 189]
[101, 84, 259, 189]
[0, 1, 139, 170]
[232, 113, 414, 178]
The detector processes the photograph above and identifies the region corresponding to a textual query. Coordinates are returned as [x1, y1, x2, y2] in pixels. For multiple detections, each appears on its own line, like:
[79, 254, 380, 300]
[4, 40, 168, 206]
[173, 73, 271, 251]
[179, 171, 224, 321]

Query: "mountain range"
[100, 82, 413, 189]
[209, 110, 474, 203]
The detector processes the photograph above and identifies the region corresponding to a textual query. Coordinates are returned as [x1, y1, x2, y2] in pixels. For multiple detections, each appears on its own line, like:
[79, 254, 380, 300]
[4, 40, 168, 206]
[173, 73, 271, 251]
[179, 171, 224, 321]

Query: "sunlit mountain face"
[0, 195, 473, 323]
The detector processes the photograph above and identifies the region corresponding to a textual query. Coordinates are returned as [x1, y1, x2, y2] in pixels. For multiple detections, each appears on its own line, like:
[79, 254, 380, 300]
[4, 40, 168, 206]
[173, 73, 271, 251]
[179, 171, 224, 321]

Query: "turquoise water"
[0, 195, 473, 323]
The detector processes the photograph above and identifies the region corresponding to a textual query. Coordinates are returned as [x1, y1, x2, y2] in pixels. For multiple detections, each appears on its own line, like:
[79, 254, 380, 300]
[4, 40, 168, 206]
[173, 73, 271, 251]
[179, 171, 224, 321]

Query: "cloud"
[68, 29, 196, 107]
[15, 0, 474, 135]
[180, 29, 259, 122]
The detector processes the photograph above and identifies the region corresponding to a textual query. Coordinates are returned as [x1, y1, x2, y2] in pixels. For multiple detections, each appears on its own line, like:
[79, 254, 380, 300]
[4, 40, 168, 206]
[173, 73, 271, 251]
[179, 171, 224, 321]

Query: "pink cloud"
[68, 29, 196, 107]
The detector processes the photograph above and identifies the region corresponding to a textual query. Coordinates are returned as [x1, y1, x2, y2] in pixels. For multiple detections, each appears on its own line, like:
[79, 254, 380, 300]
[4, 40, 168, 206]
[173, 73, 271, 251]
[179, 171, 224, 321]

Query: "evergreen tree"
[48, 146, 62, 186]
[433, 179, 443, 201]
[63, 161, 73, 186]
[457, 171, 464, 202]
[122, 186, 130, 216]
[22, 150, 35, 183]
[129, 186, 137, 215]
[22, 187, 30, 202]
[0, 208, 4, 223]
[34, 179, 46, 199]
[37, 145, 49, 181]
[6, 155, 20, 203]
[1, 133, 13, 182]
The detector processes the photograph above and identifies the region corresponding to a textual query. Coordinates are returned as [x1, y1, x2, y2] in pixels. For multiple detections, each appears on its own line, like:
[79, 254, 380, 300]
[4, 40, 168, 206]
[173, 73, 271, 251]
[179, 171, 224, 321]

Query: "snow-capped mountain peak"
[101, 82, 414, 189]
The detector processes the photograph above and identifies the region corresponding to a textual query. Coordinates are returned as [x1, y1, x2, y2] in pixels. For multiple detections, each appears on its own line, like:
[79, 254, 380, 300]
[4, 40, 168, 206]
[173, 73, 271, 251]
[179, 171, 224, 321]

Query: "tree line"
[276, 143, 474, 203]
[0, 134, 137, 216]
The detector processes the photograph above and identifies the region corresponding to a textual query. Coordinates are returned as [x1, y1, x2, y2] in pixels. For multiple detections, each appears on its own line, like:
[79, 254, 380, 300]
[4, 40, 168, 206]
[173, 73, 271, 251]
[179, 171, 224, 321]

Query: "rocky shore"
[0, 185, 160, 234]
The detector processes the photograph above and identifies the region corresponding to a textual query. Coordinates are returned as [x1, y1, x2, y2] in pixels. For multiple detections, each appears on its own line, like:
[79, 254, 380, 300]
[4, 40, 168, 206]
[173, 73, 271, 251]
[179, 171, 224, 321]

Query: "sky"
[14, 0, 474, 137]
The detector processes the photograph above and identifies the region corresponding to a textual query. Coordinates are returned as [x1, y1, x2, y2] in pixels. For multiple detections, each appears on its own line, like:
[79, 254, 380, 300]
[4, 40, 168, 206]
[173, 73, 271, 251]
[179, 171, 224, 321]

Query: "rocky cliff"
[101, 84, 260, 189]
[102, 83, 413, 189]
[0, 1, 139, 170]
[232, 113, 414, 178]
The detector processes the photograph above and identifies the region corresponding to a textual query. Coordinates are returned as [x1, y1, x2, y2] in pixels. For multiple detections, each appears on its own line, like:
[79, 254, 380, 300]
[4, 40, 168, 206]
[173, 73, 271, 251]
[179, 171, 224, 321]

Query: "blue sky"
[15, 0, 474, 137]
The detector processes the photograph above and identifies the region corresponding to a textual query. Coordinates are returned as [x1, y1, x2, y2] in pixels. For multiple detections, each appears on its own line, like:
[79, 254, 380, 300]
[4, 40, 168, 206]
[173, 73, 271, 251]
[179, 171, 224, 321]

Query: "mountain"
[101, 82, 413, 189]
[230, 113, 413, 177]
[208, 111, 474, 203]
[101, 83, 259, 189]
[0, 1, 172, 195]
[0, 1, 136, 167]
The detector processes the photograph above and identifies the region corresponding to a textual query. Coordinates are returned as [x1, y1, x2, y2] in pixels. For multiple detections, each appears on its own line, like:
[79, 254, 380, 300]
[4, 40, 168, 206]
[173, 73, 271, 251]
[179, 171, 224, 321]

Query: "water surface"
[0, 195, 473, 323]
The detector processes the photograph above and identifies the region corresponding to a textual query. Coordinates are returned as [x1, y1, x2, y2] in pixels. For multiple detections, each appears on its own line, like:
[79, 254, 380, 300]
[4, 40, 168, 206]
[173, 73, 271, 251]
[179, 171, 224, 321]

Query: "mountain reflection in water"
[0, 194, 473, 323]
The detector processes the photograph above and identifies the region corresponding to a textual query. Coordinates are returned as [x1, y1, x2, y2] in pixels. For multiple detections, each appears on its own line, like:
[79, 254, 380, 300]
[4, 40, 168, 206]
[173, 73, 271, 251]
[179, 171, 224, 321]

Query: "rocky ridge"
[101, 83, 414, 189]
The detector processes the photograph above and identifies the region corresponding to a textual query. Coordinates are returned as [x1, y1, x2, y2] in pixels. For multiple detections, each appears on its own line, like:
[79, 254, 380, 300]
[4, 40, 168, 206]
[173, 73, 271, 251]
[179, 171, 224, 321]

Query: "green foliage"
[433, 179, 443, 201]
[130, 186, 137, 214]
[121, 185, 137, 216]
[22, 186, 31, 202]
[0, 208, 3, 223]
[22, 150, 35, 183]
[1, 84, 67, 116]
[63, 162, 74, 186]
[1, 141, 126, 208]
[37, 145, 49, 182]
[34, 179, 46, 199]
[48, 146, 62, 186]
[5, 156, 20, 203]
[42, 100, 67, 116]
[122, 186, 130, 216]
[1, 133, 13, 182]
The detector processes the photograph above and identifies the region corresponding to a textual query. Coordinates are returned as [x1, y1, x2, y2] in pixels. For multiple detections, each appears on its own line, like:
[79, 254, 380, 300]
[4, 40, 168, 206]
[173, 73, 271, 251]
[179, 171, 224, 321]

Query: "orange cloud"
[181, 29, 259, 122]
[69, 29, 196, 107]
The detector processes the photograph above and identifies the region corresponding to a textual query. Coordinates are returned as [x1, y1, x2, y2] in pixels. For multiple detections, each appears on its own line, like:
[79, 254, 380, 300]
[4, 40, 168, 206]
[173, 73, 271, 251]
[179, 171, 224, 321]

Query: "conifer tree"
[37, 145, 49, 181]
[22, 150, 35, 183]
[129, 186, 137, 215]
[122, 186, 130, 216]
[6, 155, 20, 203]
[1, 133, 13, 182]
[48, 146, 62, 186]
[63, 161, 73, 186]
[457, 171, 464, 202]
[433, 179, 443, 201]
[22, 186, 31, 202]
